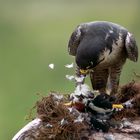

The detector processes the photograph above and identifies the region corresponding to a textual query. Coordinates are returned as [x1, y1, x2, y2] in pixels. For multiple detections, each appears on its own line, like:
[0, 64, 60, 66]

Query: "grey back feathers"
[68, 21, 138, 62]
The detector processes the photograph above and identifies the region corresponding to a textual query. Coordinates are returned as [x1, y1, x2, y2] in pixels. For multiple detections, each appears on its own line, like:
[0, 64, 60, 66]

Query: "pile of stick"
[113, 82, 140, 120]
[33, 93, 90, 140]
[12, 82, 140, 140]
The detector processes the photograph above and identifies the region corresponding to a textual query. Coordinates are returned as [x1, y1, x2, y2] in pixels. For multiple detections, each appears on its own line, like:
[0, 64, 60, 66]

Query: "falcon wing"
[125, 32, 138, 62]
[68, 25, 83, 56]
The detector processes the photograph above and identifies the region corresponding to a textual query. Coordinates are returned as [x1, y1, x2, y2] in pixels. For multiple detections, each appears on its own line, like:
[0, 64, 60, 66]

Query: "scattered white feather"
[52, 93, 64, 101]
[46, 123, 53, 128]
[75, 76, 85, 83]
[65, 75, 75, 81]
[74, 114, 84, 123]
[70, 93, 80, 103]
[74, 84, 91, 97]
[48, 63, 54, 69]
[68, 107, 73, 113]
[123, 99, 133, 108]
[65, 63, 74, 68]
[68, 107, 81, 117]
[70, 84, 94, 104]
[12, 118, 41, 140]
[60, 118, 68, 126]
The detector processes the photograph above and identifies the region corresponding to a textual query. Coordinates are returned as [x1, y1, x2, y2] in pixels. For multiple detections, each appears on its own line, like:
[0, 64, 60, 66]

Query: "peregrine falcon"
[68, 21, 138, 95]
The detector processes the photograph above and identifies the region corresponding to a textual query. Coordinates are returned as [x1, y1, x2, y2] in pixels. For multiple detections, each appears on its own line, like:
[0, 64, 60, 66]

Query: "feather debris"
[74, 114, 84, 123]
[60, 118, 68, 126]
[46, 123, 53, 128]
[75, 75, 85, 83]
[48, 63, 54, 69]
[65, 63, 74, 68]
[65, 75, 75, 81]
[65, 74, 85, 85]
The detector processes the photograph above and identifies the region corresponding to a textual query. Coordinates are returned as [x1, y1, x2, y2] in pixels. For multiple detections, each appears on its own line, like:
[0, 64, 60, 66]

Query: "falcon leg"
[109, 65, 123, 95]
[90, 69, 109, 93]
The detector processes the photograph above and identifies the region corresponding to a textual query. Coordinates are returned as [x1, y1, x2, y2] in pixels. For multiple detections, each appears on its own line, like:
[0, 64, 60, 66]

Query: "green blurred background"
[0, 0, 139, 139]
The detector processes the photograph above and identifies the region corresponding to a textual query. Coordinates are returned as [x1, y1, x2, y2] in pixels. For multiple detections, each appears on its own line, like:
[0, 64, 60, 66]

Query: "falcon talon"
[112, 104, 124, 109]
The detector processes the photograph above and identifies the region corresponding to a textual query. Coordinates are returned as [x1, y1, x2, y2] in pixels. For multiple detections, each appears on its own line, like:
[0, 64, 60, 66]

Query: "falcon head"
[76, 43, 106, 75]
[68, 23, 109, 75]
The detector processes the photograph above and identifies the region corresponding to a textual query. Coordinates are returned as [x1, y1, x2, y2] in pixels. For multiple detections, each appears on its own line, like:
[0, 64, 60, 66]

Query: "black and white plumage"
[86, 93, 115, 132]
[68, 21, 138, 94]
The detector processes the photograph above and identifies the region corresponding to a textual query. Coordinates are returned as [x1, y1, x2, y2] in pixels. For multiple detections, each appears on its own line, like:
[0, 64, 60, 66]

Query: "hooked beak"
[80, 69, 89, 75]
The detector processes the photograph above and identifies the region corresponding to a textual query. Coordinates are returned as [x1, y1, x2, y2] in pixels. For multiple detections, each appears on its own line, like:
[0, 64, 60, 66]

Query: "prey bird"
[68, 21, 138, 95]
